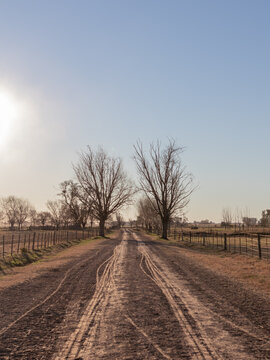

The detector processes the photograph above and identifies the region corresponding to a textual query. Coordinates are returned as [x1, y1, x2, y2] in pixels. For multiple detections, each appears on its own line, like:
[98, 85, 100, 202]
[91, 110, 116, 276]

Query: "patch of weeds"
[243, 273, 257, 279]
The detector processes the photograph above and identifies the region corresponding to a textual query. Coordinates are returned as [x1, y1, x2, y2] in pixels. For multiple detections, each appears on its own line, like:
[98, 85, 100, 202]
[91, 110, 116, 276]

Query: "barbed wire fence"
[151, 228, 270, 261]
[0, 228, 100, 258]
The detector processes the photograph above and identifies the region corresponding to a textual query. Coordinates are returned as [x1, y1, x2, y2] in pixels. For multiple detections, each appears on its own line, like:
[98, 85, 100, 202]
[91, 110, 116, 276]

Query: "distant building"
[199, 219, 213, 224]
[242, 217, 257, 226]
[260, 210, 270, 227]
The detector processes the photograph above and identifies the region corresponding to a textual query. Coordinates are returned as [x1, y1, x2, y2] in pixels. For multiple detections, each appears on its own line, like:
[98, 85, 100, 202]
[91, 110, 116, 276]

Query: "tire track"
[135, 236, 219, 360]
[152, 239, 270, 346]
[125, 315, 173, 360]
[0, 251, 100, 337]
[54, 233, 127, 359]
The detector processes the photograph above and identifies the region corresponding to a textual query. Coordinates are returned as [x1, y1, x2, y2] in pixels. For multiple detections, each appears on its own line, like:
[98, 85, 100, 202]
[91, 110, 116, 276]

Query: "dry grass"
[145, 231, 270, 298]
[180, 249, 270, 298]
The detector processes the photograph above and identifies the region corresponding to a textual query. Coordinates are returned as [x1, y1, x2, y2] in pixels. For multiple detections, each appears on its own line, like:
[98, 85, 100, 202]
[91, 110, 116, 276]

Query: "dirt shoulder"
[143, 231, 270, 299]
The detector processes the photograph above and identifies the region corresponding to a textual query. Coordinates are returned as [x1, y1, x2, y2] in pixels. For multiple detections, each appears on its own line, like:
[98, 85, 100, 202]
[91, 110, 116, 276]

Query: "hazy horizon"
[1, 1, 270, 222]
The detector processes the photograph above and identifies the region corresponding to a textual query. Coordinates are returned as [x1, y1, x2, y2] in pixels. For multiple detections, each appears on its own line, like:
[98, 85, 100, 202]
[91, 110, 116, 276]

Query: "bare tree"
[234, 207, 243, 230]
[61, 203, 72, 229]
[221, 207, 233, 228]
[260, 210, 270, 227]
[0, 196, 32, 230]
[115, 212, 124, 228]
[29, 208, 38, 228]
[137, 196, 160, 233]
[47, 200, 65, 229]
[38, 211, 51, 228]
[59, 180, 92, 228]
[134, 140, 194, 239]
[15, 199, 32, 230]
[1, 196, 18, 229]
[73, 146, 134, 236]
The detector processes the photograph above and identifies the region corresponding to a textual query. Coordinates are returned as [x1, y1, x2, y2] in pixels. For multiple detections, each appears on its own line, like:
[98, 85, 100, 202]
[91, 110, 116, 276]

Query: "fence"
[0, 228, 100, 258]
[164, 230, 270, 261]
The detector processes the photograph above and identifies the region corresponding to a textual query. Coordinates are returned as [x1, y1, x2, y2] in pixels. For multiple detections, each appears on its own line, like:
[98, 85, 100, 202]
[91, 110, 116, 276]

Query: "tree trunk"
[99, 218, 105, 237]
[162, 218, 169, 239]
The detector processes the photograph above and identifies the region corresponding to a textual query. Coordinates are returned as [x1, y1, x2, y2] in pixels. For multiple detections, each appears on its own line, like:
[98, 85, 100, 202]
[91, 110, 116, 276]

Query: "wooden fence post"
[224, 233, 227, 251]
[17, 233, 21, 253]
[23, 233, 26, 249]
[11, 234, 14, 255]
[28, 233, 31, 250]
[32, 232, 36, 250]
[258, 234, 262, 259]
[189, 232, 192, 243]
[2, 235, 5, 258]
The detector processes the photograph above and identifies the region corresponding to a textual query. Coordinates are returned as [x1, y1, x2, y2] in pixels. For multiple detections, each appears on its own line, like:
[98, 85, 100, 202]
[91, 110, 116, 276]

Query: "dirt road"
[0, 230, 270, 359]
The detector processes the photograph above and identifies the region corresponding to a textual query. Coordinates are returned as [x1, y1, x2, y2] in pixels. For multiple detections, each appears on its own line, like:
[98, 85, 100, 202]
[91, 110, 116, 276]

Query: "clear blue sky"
[0, 0, 269, 222]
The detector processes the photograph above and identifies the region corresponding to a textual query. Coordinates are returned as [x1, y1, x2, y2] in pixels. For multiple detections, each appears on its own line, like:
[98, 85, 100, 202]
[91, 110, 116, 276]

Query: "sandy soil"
[0, 230, 269, 359]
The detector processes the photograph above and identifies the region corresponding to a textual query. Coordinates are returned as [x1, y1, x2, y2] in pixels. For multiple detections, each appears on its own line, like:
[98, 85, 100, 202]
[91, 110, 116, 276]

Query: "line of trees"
[0, 195, 51, 230]
[221, 207, 270, 229]
[0, 140, 195, 239]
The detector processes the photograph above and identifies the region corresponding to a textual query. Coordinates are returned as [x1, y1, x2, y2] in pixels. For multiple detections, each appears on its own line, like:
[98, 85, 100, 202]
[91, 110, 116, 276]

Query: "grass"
[0, 239, 79, 272]
[140, 229, 270, 298]
[0, 231, 115, 273]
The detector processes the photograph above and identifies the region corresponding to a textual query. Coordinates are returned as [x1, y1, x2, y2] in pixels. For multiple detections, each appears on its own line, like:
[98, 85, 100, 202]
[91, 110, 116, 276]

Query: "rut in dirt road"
[54, 233, 128, 359]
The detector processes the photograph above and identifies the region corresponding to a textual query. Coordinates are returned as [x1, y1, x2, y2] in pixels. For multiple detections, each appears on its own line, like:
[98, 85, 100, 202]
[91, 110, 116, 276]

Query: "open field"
[0, 229, 270, 359]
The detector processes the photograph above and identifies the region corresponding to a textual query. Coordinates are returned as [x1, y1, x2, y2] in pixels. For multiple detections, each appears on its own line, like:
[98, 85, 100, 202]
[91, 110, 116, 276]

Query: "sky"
[0, 0, 270, 222]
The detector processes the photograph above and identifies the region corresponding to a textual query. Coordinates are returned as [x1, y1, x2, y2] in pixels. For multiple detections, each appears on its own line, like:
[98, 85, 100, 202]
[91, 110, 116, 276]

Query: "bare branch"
[134, 139, 195, 239]
[73, 146, 135, 236]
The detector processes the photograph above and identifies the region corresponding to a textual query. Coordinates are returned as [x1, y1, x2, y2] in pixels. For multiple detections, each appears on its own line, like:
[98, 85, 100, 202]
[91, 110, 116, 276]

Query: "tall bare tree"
[221, 207, 233, 228]
[15, 198, 32, 230]
[1, 196, 18, 229]
[115, 212, 124, 228]
[29, 208, 38, 227]
[137, 196, 160, 233]
[234, 207, 243, 230]
[74, 146, 134, 236]
[59, 180, 92, 228]
[134, 140, 194, 239]
[47, 200, 64, 229]
[38, 211, 51, 228]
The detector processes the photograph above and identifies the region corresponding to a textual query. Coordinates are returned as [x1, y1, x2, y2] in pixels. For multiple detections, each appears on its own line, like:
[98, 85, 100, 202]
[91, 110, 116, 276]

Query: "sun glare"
[0, 90, 19, 149]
